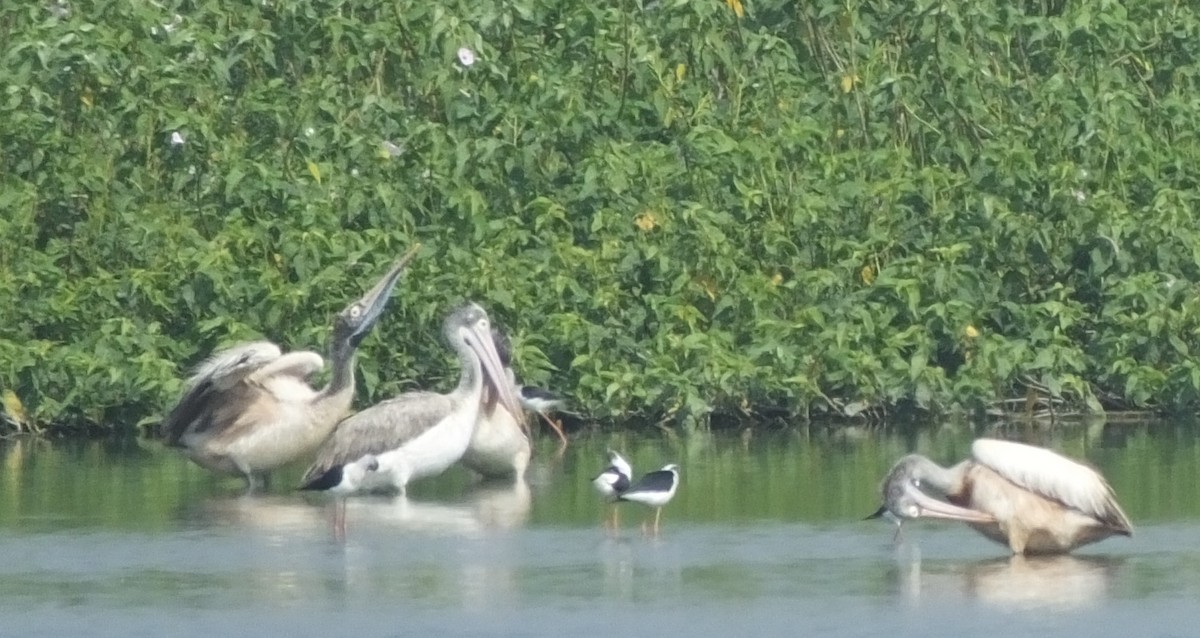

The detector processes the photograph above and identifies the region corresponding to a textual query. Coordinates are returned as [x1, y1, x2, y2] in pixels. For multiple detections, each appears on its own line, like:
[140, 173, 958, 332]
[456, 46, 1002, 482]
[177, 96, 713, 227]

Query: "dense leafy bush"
[4, 0, 1200, 433]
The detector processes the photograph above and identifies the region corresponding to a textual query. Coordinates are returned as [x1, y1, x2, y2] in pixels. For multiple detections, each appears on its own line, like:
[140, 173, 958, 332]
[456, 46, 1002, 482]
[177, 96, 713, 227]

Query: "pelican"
[591, 449, 632, 529]
[299, 302, 522, 494]
[869, 438, 1133, 555]
[458, 327, 533, 480]
[459, 326, 570, 480]
[618, 463, 680, 535]
[162, 245, 419, 487]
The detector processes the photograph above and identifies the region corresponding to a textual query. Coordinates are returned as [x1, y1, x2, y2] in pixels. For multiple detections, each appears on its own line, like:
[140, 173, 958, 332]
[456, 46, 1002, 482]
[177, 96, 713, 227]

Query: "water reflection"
[3, 423, 1200, 638]
[890, 547, 1123, 611]
[343, 479, 532, 536]
[183, 479, 532, 540]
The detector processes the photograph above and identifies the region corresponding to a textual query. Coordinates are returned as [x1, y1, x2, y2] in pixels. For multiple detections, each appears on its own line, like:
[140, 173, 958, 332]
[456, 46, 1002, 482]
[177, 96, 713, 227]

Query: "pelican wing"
[164, 344, 324, 445]
[971, 439, 1133, 533]
[187, 341, 283, 390]
[301, 391, 456, 483]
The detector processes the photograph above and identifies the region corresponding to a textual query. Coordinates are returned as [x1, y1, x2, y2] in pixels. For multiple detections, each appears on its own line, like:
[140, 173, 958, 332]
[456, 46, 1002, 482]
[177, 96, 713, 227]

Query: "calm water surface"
[2, 422, 1200, 636]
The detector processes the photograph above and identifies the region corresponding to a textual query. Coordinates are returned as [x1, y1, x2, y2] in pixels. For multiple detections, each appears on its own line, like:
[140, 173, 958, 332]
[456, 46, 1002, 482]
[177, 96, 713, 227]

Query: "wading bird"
[868, 438, 1133, 555]
[299, 302, 523, 495]
[162, 246, 419, 487]
[459, 327, 569, 481]
[592, 449, 632, 529]
[619, 463, 680, 535]
[459, 327, 533, 480]
[299, 454, 380, 539]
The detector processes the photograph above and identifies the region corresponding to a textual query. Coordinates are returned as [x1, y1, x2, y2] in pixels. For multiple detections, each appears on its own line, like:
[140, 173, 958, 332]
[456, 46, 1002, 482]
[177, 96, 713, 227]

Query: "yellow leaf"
[965, 325, 980, 339]
[724, 0, 744, 18]
[307, 160, 321, 184]
[675, 63, 687, 82]
[634, 210, 659, 232]
[860, 264, 876, 285]
[840, 74, 859, 93]
[2, 390, 29, 428]
[695, 275, 718, 301]
[770, 272, 783, 286]
[81, 89, 93, 108]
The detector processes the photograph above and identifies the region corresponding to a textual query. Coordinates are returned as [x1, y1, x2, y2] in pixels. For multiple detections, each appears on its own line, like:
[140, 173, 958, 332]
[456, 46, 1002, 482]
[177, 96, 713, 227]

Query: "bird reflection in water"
[887, 548, 1124, 612]
[189, 478, 532, 542]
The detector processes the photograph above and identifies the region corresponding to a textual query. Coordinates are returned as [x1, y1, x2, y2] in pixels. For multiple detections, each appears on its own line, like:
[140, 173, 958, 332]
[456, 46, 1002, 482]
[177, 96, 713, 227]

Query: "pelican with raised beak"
[162, 245, 419, 487]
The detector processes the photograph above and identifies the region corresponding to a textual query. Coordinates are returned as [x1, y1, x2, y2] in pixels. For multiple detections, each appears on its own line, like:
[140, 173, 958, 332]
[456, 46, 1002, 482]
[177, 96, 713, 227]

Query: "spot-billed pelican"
[592, 449, 632, 529]
[162, 245, 419, 487]
[459, 327, 533, 480]
[869, 438, 1133, 555]
[619, 463, 679, 535]
[299, 302, 522, 494]
[460, 326, 571, 480]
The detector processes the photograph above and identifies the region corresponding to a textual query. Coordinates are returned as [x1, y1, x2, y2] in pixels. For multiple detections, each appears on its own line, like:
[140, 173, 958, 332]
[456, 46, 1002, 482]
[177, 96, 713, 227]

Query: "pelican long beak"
[349, 243, 421, 343]
[466, 321, 527, 433]
[904, 483, 995, 524]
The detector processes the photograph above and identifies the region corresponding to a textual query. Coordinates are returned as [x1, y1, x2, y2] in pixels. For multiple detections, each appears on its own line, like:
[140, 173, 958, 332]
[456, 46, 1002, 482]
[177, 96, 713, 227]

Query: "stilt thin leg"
[538, 412, 569, 447]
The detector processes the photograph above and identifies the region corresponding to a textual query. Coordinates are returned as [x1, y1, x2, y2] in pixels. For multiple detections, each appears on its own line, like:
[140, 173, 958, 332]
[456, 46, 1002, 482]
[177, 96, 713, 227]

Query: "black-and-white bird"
[299, 302, 522, 495]
[162, 246, 419, 488]
[299, 454, 380, 539]
[618, 463, 680, 535]
[591, 449, 632, 529]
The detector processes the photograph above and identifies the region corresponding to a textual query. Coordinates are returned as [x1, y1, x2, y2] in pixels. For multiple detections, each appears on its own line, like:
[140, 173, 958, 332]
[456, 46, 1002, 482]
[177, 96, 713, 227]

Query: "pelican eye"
[348, 304, 363, 319]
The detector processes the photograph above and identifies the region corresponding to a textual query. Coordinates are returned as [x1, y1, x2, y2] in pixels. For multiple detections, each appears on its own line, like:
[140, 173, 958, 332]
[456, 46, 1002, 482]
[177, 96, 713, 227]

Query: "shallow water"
[2, 422, 1200, 636]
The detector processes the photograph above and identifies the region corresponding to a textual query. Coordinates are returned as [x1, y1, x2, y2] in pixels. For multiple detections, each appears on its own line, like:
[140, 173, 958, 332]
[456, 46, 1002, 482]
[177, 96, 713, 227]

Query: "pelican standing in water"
[868, 438, 1133, 555]
[459, 327, 568, 481]
[299, 302, 523, 494]
[591, 449, 632, 529]
[162, 246, 419, 487]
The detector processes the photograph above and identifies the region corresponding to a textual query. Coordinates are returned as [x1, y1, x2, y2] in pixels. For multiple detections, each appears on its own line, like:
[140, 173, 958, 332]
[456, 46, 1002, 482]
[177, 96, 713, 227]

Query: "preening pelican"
[299, 302, 522, 494]
[619, 463, 680, 535]
[592, 449, 632, 529]
[869, 438, 1133, 555]
[162, 246, 419, 486]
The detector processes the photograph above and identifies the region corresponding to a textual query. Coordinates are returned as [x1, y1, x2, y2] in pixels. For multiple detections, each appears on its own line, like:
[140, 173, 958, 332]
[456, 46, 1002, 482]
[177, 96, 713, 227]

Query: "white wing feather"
[189, 341, 282, 390]
[972, 439, 1131, 531]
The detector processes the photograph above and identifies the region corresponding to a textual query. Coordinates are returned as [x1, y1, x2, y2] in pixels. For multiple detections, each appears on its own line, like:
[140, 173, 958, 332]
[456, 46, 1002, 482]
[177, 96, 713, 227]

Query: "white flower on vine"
[457, 47, 476, 67]
[169, 131, 185, 146]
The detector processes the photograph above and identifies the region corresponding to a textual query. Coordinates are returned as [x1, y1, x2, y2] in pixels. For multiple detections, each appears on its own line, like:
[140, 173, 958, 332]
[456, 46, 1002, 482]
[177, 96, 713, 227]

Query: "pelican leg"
[244, 471, 271, 493]
[653, 507, 663, 535]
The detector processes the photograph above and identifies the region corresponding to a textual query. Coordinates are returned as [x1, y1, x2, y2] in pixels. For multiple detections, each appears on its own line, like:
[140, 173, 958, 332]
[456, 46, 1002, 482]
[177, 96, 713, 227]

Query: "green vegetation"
[3, 0, 1200, 433]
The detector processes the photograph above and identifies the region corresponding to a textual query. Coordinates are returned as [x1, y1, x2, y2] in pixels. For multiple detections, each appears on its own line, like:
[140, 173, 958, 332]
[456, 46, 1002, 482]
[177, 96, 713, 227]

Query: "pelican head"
[332, 244, 420, 349]
[446, 303, 526, 431]
[869, 455, 995, 524]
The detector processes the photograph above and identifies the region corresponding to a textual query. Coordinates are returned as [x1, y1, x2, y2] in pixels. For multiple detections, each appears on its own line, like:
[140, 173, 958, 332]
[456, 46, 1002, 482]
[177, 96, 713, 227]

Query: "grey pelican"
[458, 327, 533, 480]
[591, 449, 632, 529]
[162, 246, 419, 487]
[869, 438, 1133, 555]
[618, 463, 680, 535]
[299, 302, 522, 494]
